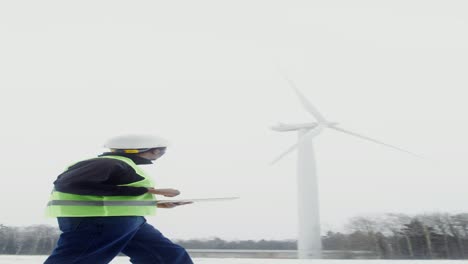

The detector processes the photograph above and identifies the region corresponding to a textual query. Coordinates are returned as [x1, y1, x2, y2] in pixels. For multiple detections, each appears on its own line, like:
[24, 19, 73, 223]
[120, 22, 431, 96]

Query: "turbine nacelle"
[271, 122, 339, 132]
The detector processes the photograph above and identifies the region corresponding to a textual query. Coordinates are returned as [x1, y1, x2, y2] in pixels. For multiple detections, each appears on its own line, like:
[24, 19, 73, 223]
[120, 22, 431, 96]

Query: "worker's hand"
[157, 201, 193, 209]
[147, 188, 180, 197]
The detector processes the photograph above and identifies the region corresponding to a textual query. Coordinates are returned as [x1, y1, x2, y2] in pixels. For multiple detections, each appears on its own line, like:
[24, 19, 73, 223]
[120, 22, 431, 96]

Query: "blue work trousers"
[44, 216, 193, 264]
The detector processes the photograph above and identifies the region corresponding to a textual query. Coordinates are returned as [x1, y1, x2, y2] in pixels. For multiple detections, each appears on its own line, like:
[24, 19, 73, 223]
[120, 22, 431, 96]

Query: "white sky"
[0, 0, 467, 240]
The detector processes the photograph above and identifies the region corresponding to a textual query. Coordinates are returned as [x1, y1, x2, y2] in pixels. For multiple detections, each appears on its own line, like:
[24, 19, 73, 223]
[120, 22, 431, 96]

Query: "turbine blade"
[271, 126, 324, 165]
[283, 75, 327, 123]
[329, 126, 423, 158]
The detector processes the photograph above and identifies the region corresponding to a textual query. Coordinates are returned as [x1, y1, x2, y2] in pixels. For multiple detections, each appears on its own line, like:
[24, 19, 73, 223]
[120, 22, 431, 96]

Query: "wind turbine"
[271, 77, 419, 259]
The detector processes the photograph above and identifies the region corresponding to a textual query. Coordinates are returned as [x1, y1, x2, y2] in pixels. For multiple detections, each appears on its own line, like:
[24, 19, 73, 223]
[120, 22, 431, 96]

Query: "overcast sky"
[1, 0, 467, 240]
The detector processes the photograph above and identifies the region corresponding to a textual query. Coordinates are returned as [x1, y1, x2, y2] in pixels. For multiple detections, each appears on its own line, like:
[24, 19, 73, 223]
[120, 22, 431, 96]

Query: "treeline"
[177, 237, 296, 250]
[0, 225, 59, 255]
[325, 212, 468, 259]
[1, 212, 468, 259]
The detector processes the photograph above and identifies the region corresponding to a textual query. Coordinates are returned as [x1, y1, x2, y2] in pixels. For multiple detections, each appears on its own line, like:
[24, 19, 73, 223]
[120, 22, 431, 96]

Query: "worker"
[44, 134, 194, 264]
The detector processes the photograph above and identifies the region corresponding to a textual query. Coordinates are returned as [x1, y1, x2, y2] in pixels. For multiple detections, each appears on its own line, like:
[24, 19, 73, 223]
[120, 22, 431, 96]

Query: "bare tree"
[346, 216, 383, 258]
[421, 213, 451, 258]
[415, 214, 436, 258]
[383, 213, 413, 258]
[453, 213, 468, 256]
[445, 214, 465, 258]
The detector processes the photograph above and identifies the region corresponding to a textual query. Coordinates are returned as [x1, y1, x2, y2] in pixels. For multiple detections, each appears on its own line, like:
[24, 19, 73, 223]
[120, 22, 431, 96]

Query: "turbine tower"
[271, 77, 419, 259]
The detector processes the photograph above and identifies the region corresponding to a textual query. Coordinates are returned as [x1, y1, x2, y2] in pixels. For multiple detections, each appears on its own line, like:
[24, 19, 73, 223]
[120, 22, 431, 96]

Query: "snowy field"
[1, 256, 468, 264]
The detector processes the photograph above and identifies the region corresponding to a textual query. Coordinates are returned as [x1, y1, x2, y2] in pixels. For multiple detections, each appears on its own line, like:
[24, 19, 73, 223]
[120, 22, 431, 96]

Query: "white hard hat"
[104, 134, 169, 153]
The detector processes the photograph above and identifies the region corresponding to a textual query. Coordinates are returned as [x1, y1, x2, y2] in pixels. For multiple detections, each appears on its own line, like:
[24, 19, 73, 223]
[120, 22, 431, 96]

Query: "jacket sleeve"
[53, 160, 150, 196]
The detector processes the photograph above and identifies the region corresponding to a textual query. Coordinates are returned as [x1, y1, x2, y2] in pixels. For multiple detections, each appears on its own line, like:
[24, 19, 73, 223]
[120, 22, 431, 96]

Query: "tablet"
[156, 197, 239, 204]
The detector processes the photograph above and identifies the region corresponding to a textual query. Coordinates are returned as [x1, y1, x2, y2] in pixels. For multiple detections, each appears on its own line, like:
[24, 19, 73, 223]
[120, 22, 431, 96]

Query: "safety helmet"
[104, 134, 170, 153]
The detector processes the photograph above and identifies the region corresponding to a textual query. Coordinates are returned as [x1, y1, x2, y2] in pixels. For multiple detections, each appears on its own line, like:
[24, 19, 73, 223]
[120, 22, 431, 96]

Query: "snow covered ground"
[1, 256, 468, 264]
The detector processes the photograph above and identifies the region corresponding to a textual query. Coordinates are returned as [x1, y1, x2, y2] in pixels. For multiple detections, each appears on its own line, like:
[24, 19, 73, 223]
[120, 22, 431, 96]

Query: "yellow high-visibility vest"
[46, 155, 157, 217]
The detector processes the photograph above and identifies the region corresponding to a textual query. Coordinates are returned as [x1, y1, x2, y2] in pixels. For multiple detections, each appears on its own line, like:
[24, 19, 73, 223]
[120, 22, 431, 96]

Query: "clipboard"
[156, 197, 239, 205]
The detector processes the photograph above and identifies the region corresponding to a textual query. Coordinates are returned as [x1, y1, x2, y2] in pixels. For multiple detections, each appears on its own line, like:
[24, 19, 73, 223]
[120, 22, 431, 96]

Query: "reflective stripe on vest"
[47, 200, 157, 206]
[46, 155, 157, 217]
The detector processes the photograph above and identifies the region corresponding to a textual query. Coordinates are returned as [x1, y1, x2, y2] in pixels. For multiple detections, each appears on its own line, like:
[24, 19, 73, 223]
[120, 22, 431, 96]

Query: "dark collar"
[98, 153, 153, 165]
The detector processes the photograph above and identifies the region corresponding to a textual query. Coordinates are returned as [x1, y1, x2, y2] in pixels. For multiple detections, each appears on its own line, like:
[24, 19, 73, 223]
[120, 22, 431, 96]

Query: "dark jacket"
[53, 153, 153, 196]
